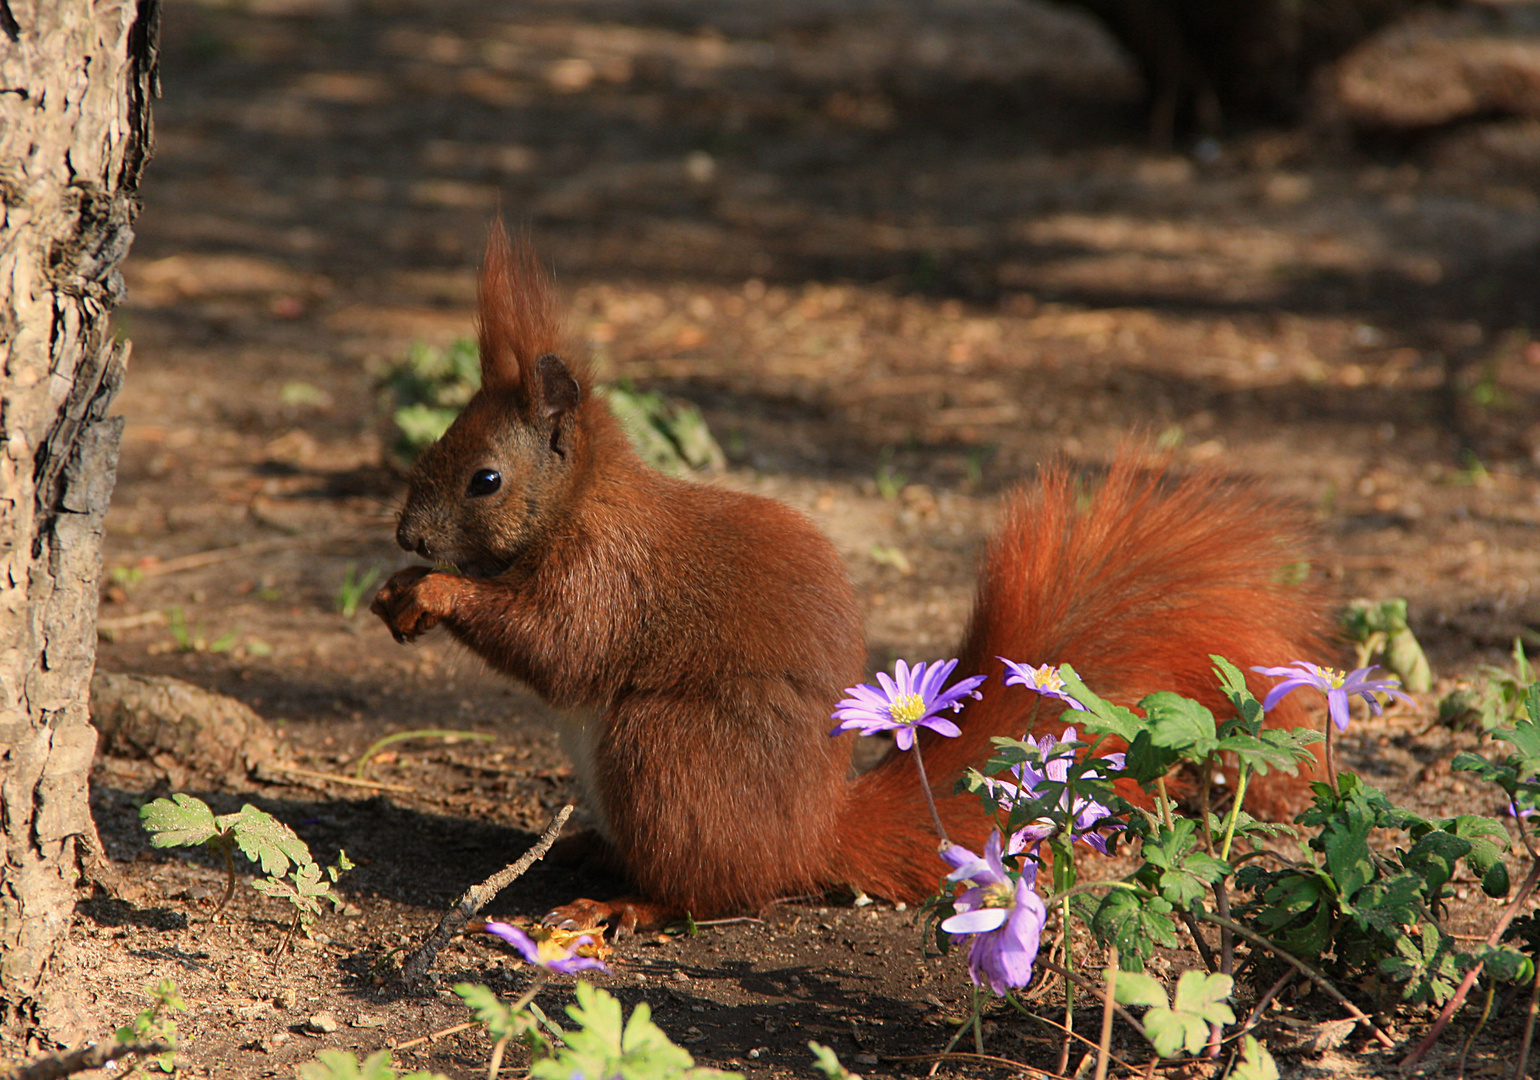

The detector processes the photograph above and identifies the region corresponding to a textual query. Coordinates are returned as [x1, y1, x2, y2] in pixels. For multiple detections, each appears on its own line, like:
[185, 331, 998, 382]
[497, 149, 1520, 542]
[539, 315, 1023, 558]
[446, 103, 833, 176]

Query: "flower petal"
[942, 908, 1009, 934]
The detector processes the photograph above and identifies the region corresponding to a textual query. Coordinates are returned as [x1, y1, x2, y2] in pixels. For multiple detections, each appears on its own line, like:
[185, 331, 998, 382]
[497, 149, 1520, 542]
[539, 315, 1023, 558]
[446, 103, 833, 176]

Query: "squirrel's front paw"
[544, 897, 674, 938]
[371, 567, 454, 643]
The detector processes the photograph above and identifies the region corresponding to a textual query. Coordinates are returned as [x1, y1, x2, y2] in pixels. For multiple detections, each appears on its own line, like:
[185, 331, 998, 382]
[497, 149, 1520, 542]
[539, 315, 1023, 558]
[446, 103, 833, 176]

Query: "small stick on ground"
[1197, 911, 1395, 1050]
[264, 762, 417, 794]
[392, 1020, 478, 1052]
[1404, 856, 1540, 1068]
[6, 1041, 174, 1080]
[398, 804, 574, 984]
[1094, 945, 1118, 1080]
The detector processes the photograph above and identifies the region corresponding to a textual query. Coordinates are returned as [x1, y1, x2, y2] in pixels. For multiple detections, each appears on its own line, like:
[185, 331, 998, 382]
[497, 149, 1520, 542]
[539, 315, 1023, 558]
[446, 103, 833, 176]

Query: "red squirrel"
[371, 221, 1327, 932]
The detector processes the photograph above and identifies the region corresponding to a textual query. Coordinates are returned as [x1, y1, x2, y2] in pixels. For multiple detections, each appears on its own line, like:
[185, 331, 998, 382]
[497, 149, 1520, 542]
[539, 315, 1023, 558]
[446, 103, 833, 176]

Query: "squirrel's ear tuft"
[476, 216, 564, 398]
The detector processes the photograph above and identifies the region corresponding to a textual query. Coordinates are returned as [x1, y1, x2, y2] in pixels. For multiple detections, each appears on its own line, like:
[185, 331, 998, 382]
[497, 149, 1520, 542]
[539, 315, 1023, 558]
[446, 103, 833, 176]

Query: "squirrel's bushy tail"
[831, 451, 1329, 904]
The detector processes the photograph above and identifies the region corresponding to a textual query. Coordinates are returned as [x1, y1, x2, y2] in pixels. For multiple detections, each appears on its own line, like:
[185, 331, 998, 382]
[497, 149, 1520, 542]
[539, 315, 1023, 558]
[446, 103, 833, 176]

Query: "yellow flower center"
[981, 881, 1015, 909]
[888, 692, 926, 725]
[1034, 665, 1066, 692]
[534, 939, 573, 965]
[1320, 667, 1346, 688]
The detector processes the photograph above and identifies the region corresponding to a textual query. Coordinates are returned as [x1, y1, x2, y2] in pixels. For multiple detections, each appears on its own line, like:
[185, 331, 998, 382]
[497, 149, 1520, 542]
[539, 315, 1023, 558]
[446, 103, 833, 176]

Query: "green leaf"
[809, 1042, 859, 1080]
[1123, 730, 1183, 786]
[1474, 944, 1535, 985]
[1402, 830, 1471, 901]
[1244, 869, 1336, 959]
[1138, 692, 1219, 759]
[1173, 970, 1236, 1024]
[1090, 890, 1179, 970]
[1313, 801, 1376, 902]
[1498, 715, 1540, 762]
[1379, 924, 1462, 1004]
[530, 981, 742, 1080]
[251, 863, 331, 916]
[1231, 1035, 1281, 1080]
[454, 983, 523, 1043]
[1140, 972, 1234, 1058]
[227, 804, 315, 878]
[1215, 728, 1321, 776]
[1212, 655, 1263, 730]
[1058, 665, 1145, 743]
[139, 794, 219, 849]
[298, 1049, 401, 1080]
[1112, 972, 1168, 1010]
[1138, 819, 1230, 907]
[1343, 873, 1423, 938]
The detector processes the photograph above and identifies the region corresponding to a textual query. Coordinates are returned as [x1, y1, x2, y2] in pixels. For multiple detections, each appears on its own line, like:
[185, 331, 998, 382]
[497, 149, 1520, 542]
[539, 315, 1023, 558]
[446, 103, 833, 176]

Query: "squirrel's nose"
[396, 519, 428, 558]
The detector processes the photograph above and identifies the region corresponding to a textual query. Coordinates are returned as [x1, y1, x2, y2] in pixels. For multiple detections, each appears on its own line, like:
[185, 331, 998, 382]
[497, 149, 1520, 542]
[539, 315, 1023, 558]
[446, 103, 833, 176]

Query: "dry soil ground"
[38, 0, 1540, 1077]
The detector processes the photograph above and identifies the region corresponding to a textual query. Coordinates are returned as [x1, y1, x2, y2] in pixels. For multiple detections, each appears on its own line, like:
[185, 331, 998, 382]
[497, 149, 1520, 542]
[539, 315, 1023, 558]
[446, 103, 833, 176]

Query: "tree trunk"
[1062, 0, 1449, 139]
[0, 0, 159, 1052]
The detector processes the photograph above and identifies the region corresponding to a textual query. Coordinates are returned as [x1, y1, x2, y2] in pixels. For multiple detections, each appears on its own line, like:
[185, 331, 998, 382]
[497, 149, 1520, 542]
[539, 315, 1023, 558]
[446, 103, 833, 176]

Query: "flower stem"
[910, 738, 950, 848]
[1323, 715, 1340, 796]
[1154, 776, 1175, 830]
[1218, 764, 1251, 863]
[1057, 892, 1074, 1076]
[930, 987, 983, 1076]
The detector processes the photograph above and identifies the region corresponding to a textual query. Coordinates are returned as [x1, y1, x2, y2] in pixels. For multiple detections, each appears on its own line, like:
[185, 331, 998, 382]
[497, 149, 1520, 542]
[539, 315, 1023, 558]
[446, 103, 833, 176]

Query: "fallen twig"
[391, 1020, 477, 1052]
[1402, 857, 1540, 1068]
[355, 728, 496, 780]
[398, 804, 574, 983]
[1094, 945, 1118, 1080]
[133, 531, 358, 578]
[264, 762, 417, 794]
[1036, 958, 1148, 1041]
[888, 1050, 1076, 1078]
[1196, 910, 1395, 1050]
[5, 1040, 173, 1080]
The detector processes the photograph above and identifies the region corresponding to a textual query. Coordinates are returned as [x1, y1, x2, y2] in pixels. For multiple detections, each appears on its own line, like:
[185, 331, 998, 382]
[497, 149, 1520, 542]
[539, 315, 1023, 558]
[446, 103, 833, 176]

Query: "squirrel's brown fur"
[372, 220, 1328, 931]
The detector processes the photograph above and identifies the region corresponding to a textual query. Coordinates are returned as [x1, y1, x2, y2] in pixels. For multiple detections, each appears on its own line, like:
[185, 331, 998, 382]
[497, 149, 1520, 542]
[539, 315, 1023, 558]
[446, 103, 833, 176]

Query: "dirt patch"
[39, 0, 1540, 1076]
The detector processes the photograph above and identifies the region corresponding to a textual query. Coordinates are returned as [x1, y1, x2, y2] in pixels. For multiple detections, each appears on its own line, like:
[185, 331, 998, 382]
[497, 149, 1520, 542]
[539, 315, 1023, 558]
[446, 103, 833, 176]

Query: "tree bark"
[0, 0, 159, 1051]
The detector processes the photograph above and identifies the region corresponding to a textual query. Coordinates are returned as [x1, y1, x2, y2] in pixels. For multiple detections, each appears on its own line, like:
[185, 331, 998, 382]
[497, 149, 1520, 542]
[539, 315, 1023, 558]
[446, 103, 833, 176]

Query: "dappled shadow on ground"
[64, 0, 1540, 1075]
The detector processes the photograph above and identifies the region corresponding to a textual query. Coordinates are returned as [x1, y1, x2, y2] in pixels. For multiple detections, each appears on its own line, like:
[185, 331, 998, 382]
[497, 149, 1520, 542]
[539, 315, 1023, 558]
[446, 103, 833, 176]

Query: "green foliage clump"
[1114, 970, 1235, 1057]
[306, 982, 744, 1080]
[114, 978, 186, 1075]
[139, 794, 353, 937]
[1439, 638, 1535, 731]
[379, 339, 482, 466]
[377, 338, 724, 475]
[1340, 597, 1432, 693]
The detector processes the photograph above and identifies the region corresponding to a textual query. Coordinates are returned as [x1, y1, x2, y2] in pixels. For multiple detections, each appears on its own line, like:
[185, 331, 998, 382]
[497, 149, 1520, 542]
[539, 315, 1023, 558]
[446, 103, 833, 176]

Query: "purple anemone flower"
[1251, 661, 1413, 732]
[986, 728, 1125, 855]
[999, 659, 1088, 712]
[482, 921, 609, 975]
[830, 658, 985, 751]
[938, 831, 1048, 995]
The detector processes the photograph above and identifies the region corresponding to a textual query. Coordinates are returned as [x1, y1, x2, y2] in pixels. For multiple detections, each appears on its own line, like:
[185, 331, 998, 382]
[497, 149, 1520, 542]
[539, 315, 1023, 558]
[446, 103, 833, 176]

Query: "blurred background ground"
[63, 0, 1540, 1076]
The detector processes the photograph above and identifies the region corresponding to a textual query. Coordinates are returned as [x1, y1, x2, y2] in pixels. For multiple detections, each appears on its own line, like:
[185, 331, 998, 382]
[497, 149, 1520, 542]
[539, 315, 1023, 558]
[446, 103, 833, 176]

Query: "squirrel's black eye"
[467, 469, 501, 497]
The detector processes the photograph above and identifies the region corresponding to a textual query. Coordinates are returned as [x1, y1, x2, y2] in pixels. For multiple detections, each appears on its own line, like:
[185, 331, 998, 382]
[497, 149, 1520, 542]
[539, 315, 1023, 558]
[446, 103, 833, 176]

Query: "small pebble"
[306, 1012, 339, 1034]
